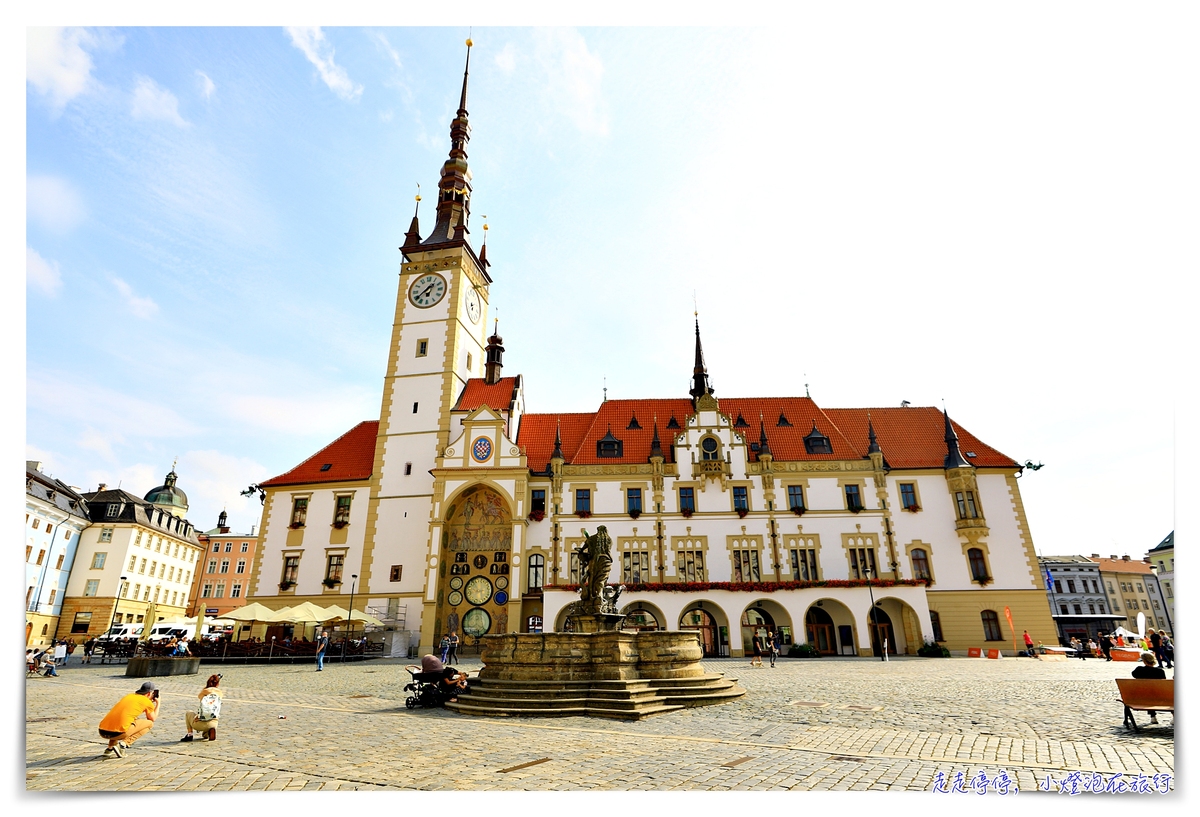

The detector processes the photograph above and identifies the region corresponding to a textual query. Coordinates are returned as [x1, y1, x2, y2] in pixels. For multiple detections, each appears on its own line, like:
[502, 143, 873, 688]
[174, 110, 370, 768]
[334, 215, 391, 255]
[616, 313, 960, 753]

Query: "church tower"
[360, 40, 494, 634]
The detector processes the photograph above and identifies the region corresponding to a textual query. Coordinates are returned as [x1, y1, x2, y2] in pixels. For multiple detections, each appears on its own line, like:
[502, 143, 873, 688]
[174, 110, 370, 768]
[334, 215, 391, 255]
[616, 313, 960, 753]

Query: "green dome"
[144, 469, 188, 512]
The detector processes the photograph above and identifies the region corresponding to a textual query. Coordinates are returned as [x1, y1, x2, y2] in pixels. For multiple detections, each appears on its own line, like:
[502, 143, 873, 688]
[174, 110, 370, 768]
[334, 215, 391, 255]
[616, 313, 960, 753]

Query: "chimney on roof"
[250, 524, 257, 536]
[1111, 555, 1118, 560]
[98, 483, 107, 492]
[1122, 555, 1130, 561]
[1091, 553, 1100, 558]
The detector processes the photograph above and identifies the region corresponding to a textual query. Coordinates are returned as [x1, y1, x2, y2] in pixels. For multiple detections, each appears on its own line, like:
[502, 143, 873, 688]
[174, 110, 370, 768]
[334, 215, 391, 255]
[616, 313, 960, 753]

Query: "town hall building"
[248, 42, 1057, 657]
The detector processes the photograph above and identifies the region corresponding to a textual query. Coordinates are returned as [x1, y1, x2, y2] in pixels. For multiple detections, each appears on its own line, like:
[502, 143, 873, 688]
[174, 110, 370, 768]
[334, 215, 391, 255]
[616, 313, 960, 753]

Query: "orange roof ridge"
[260, 420, 378, 487]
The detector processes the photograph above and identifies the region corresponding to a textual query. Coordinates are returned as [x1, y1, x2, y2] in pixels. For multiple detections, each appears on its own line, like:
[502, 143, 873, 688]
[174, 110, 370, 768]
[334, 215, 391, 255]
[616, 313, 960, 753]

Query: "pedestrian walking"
[769, 629, 781, 667]
[1161, 635, 1174, 668]
[447, 632, 460, 664]
[750, 637, 763, 668]
[440, 634, 451, 664]
[98, 682, 159, 758]
[1099, 632, 1114, 661]
[65, 639, 76, 664]
[1022, 629, 1034, 656]
[316, 629, 329, 671]
[83, 637, 96, 664]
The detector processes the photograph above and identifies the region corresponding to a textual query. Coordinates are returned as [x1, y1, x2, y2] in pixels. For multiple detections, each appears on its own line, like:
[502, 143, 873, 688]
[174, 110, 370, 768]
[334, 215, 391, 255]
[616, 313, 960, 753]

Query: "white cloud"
[27, 247, 63, 297]
[27, 27, 96, 111]
[494, 42, 517, 75]
[285, 27, 363, 101]
[196, 70, 216, 100]
[130, 76, 188, 126]
[533, 29, 608, 136]
[110, 276, 160, 318]
[27, 174, 86, 234]
[370, 31, 404, 72]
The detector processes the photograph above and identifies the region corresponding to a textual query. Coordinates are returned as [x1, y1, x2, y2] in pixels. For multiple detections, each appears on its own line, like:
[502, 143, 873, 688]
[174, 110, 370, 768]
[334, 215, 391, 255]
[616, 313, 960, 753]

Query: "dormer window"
[627, 415, 642, 430]
[777, 414, 793, 427]
[106, 503, 120, 517]
[734, 414, 749, 428]
[803, 424, 832, 454]
[666, 416, 680, 429]
[597, 429, 623, 458]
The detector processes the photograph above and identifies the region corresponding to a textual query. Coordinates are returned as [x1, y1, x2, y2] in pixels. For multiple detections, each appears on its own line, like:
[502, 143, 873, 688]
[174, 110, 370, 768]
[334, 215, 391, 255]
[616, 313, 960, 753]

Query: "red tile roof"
[260, 421, 378, 488]
[517, 399, 1017, 472]
[453, 377, 521, 413]
[1089, 557, 1154, 575]
[823, 407, 1018, 469]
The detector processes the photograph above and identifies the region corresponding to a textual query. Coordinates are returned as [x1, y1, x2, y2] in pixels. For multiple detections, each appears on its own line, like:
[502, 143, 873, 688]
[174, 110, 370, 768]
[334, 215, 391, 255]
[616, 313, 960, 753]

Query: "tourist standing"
[1161, 635, 1174, 668]
[316, 629, 329, 671]
[447, 632, 460, 664]
[769, 630, 782, 667]
[440, 635, 451, 664]
[83, 637, 96, 664]
[1099, 632, 1114, 661]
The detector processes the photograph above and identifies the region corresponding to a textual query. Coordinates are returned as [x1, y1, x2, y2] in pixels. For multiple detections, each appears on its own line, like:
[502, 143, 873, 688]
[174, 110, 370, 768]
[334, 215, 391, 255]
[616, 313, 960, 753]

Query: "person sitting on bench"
[1131, 651, 1167, 724]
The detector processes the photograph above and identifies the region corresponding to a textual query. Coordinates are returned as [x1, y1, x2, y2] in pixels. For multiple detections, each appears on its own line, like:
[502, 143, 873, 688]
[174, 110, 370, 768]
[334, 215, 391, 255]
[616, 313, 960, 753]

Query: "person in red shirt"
[98, 682, 159, 757]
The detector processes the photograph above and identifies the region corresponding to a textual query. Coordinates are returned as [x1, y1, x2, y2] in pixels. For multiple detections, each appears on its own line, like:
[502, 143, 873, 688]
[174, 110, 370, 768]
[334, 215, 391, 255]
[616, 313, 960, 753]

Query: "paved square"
[25, 655, 1173, 792]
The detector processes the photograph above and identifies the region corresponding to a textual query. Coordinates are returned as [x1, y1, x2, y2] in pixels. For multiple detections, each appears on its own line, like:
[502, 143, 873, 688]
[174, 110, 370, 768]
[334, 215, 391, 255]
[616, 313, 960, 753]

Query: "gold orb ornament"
[466, 38, 473, 47]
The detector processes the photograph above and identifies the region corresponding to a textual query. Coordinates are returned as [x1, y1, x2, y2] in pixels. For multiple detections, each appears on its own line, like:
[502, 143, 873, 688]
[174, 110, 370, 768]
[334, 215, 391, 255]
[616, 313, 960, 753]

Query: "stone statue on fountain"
[562, 525, 625, 631]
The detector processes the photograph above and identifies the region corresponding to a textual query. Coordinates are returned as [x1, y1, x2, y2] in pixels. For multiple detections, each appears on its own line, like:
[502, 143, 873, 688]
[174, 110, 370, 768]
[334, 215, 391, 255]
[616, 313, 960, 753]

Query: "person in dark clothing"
[1148, 629, 1165, 668]
[1131, 651, 1167, 724]
[1099, 633, 1114, 661]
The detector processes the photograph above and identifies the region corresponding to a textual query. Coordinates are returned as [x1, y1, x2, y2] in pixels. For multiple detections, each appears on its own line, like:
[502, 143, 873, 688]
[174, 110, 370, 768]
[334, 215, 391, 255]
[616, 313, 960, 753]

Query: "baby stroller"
[403, 664, 446, 709]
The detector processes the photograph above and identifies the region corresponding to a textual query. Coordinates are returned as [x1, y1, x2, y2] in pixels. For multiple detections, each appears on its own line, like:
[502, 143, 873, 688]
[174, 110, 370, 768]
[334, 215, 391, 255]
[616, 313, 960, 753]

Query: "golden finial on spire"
[415, 182, 421, 203]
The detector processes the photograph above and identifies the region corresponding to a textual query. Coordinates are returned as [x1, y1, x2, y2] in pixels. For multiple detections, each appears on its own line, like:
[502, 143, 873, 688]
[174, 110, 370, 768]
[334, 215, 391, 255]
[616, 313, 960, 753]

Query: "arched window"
[967, 548, 989, 582]
[981, 609, 1002, 641]
[527, 554, 545, 591]
[700, 437, 720, 461]
[911, 548, 930, 581]
[929, 610, 944, 642]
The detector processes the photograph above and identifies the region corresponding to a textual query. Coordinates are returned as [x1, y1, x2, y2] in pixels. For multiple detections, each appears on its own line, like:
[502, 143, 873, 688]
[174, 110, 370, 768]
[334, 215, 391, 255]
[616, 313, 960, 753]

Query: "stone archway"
[439, 485, 514, 649]
[875, 596, 924, 655]
[620, 601, 666, 631]
[740, 599, 795, 653]
[805, 599, 857, 656]
[679, 601, 730, 657]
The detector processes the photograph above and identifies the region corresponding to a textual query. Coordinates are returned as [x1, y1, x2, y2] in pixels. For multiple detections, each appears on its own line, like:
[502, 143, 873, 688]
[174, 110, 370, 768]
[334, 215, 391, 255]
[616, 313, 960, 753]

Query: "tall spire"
[551, 420, 564, 461]
[484, 318, 504, 385]
[867, 412, 881, 454]
[403, 185, 422, 249]
[649, 420, 664, 461]
[758, 416, 773, 460]
[943, 407, 970, 468]
[422, 38, 475, 246]
[689, 318, 713, 401]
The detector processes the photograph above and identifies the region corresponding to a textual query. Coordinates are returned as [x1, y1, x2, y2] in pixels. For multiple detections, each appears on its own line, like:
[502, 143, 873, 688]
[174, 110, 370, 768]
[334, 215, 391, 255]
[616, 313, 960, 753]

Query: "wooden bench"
[1115, 678, 1173, 730]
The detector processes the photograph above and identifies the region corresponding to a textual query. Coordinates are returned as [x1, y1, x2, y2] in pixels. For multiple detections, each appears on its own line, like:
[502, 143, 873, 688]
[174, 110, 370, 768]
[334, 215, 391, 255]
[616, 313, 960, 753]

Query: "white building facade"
[25, 462, 90, 648]
[248, 44, 1057, 657]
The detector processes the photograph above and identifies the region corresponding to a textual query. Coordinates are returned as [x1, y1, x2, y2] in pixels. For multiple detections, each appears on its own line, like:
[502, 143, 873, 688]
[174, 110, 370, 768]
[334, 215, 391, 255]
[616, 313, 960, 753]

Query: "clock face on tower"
[409, 273, 447, 308]
[464, 287, 481, 324]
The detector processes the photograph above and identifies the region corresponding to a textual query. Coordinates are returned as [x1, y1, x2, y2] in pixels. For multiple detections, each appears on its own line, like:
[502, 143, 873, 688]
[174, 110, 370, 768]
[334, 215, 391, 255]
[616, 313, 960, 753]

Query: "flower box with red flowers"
[575, 510, 592, 519]
[791, 506, 805, 516]
[904, 504, 921, 513]
[628, 508, 641, 519]
[527, 510, 546, 522]
[736, 507, 749, 518]
[680, 508, 694, 518]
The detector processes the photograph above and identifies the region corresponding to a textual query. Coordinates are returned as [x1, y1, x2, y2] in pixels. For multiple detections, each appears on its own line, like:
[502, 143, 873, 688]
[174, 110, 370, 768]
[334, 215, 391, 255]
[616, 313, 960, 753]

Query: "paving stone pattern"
[25, 655, 1173, 792]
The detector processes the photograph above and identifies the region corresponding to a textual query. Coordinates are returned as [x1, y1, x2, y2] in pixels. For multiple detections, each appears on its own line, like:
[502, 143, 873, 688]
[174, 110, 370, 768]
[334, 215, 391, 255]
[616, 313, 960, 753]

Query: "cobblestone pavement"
[25, 655, 1174, 793]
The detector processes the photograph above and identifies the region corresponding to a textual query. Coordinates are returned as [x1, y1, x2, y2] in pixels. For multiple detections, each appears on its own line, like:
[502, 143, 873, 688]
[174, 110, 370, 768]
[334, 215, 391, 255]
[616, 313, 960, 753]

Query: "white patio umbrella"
[322, 606, 384, 627]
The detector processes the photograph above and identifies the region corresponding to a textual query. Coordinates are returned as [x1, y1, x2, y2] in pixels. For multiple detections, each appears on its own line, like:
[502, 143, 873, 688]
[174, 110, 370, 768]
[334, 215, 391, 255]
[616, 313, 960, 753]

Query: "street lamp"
[342, 573, 358, 662]
[863, 568, 885, 662]
[108, 576, 128, 638]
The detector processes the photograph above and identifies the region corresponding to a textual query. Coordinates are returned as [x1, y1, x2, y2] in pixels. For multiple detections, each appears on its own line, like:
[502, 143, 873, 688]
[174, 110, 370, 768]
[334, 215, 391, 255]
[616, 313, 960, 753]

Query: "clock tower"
[359, 40, 493, 648]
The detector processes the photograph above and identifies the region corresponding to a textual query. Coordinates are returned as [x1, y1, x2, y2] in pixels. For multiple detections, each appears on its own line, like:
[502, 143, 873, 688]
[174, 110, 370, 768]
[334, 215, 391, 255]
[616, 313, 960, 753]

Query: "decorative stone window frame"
[729, 481, 753, 515]
[698, 434, 723, 462]
[323, 547, 348, 590]
[570, 483, 597, 516]
[781, 479, 810, 513]
[280, 550, 302, 592]
[841, 533, 881, 579]
[289, 492, 313, 529]
[962, 541, 994, 585]
[782, 532, 822, 581]
[837, 478, 868, 512]
[726, 534, 764, 583]
[904, 540, 936, 585]
[617, 536, 654, 584]
[563, 536, 586, 584]
[675, 482, 700, 516]
[332, 492, 355, 528]
[896, 480, 923, 512]
[671, 535, 708, 583]
[621, 481, 649, 517]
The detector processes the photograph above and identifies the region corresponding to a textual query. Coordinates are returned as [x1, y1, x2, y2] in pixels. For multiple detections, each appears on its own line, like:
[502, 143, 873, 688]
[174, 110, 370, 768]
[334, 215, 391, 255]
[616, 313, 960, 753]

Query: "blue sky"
[20, 11, 1191, 555]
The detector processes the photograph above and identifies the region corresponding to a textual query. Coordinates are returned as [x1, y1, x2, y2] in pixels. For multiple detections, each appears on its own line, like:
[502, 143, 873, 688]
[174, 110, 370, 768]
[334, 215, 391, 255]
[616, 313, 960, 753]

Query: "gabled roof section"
[453, 376, 521, 413]
[823, 406, 1017, 469]
[1149, 531, 1174, 553]
[720, 398, 858, 462]
[260, 421, 378, 488]
[570, 399, 695, 466]
[517, 412, 598, 473]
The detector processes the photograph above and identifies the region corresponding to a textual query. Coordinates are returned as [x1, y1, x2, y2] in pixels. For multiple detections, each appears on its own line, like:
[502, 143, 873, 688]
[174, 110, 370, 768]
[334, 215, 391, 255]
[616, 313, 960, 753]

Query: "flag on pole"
[1005, 606, 1016, 654]
[1045, 568, 1055, 590]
